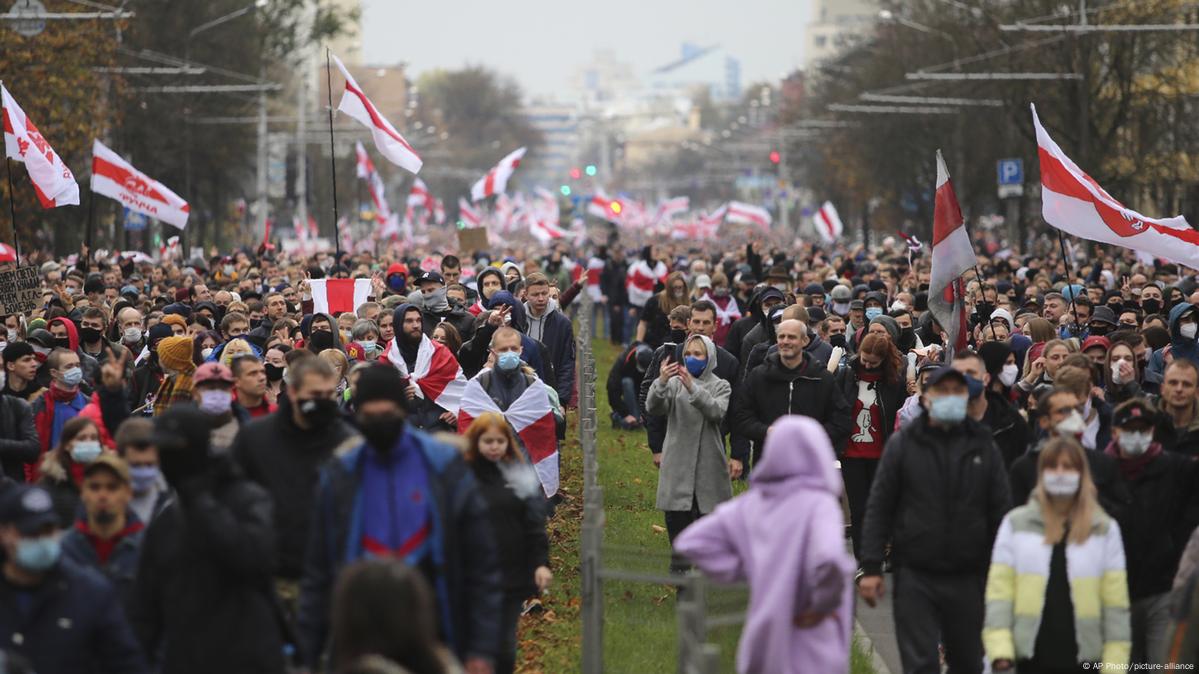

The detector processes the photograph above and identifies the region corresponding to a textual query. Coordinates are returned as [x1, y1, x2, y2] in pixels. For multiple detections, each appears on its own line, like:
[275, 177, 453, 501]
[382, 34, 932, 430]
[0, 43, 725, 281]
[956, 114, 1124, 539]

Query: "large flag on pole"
[726, 201, 772, 230]
[1032, 104, 1199, 267]
[2, 83, 79, 208]
[330, 53, 422, 174]
[354, 141, 391, 222]
[928, 150, 974, 353]
[470, 147, 526, 202]
[814, 201, 844, 244]
[91, 141, 189, 229]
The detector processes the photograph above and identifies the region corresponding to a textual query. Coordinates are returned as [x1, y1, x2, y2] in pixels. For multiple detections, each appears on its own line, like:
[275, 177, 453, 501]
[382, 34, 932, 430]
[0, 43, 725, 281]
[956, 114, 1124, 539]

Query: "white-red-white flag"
[585, 256, 605, 301]
[355, 141, 391, 222]
[529, 217, 566, 245]
[626, 258, 668, 308]
[310, 278, 372, 315]
[458, 197, 482, 227]
[408, 177, 433, 210]
[654, 196, 690, 223]
[814, 201, 843, 245]
[726, 201, 772, 230]
[928, 150, 974, 353]
[2, 84, 79, 208]
[91, 140, 189, 230]
[432, 198, 446, 225]
[1032, 104, 1199, 268]
[470, 147, 526, 202]
[384, 332, 467, 415]
[331, 53, 422, 174]
[458, 373, 559, 497]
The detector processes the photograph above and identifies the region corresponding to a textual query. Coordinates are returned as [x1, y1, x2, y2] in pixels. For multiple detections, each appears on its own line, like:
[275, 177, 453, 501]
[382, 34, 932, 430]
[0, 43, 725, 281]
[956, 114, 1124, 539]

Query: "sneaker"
[521, 598, 544, 616]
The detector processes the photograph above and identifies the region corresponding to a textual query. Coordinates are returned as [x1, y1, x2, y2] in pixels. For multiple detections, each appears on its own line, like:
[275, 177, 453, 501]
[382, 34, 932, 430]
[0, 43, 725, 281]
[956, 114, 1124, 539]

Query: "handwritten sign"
[457, 227, 489, 253]
[0, 266, 40, 315]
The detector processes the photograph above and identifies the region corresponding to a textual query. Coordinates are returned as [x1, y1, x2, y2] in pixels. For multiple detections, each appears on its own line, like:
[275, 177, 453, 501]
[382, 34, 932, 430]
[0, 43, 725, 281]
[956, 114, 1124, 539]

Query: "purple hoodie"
[674, 415, 854, 674]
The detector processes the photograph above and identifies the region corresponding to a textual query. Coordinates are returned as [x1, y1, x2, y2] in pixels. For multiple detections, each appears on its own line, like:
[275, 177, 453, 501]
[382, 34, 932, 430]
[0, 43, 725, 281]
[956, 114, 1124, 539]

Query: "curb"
[854, 619, 893, 674]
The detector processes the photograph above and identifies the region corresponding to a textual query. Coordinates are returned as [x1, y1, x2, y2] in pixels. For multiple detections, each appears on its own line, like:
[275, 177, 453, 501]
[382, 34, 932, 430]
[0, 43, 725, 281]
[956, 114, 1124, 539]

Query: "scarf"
[1104, 440, 1163, 480]
[153, 370, 195, 417]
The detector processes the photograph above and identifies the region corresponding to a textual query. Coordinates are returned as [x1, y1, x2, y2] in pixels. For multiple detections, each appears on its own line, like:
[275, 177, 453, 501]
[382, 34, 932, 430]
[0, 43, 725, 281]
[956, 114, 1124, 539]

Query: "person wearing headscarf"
[152, 336, 196, 416]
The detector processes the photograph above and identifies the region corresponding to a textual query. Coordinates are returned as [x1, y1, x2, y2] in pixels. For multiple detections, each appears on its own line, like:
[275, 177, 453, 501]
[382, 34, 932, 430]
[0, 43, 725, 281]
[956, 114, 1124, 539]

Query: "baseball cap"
[925, 366, 968, 389]
[803, 283, 824, 296]
[1113, 399, 1157, 428]
[694, 274, 712, 290]
[0, 485, 59, 535]
[82, 453, 131, 486]
[1081, 336, 1111, 353]
[830, 285, 852, 302]
[849, 299, 865, 311]
[417, 270, 445, 286]
[193, 362, 234, 386]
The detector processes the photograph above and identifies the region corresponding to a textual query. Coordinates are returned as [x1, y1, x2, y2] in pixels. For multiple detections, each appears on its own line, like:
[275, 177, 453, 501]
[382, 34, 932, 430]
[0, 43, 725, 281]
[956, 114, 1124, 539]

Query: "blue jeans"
[623, 305, 641, 344]
[610, 376, 641, 428]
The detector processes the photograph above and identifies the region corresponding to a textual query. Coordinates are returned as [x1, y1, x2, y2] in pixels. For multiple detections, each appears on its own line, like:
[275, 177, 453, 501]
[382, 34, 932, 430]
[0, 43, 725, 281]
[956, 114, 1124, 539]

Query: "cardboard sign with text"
[0, 267, 40, 315]
[457, 227, 489, 253]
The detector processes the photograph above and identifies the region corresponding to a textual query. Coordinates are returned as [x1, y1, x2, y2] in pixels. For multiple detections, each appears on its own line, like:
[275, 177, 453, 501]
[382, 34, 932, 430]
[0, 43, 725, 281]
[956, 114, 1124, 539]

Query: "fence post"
[581, 486, 605, 674]
[676, 572, 707, 674]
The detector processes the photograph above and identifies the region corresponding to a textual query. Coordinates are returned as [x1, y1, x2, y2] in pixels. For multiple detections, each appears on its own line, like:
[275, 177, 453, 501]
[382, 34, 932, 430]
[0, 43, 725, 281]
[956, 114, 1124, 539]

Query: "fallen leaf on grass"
[651, 524, 666, 534]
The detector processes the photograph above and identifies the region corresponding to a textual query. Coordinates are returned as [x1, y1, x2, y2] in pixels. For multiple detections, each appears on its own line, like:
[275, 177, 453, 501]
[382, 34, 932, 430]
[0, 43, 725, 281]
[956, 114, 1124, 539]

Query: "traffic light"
[559, 184, 572, 196]
[610, 200, 623, 215]
[769, 150, 781, 164]
[585, 164, 597, 177]
[570, 167, 582, 180]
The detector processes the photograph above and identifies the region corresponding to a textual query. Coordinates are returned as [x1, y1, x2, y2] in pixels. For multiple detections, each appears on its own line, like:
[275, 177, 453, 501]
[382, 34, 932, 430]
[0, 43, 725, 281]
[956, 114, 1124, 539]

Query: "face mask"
[425, 287, 450, 313]
[15, 535, 61, 572]
[265, 363, 284, 382]
[1118, 430, 1153, 457]
[359, 339, 377, 354]
[684, 356, 707, 377]
[223, 265, 235, 275]
[1089, 324, 1109, 337]
[358, 414, 406, 452]
[123, 327, 142, 344]
[70, 440, 102, 464]
[198, 389, 233, 415]
[496, 351, 522, 372]
[1142, 298, 1161, 315]
[928, 394, 968, 424]
[387, 275, 406, 293]
[60, 367, 83, 388]
[1182, 323, 1198, 340]
[999, 363, 1020, 388]
[1111, 361, 1132, 385]
[831, 301, 850, 317]
[865, 307, 883, 322]
[829, 333, 847, 349]
[5, 329, 15, 343]
[771, 283, 789, 293]
[1055, 410, 1086, 436]
[79, 327, 102, 344]
[669, 328, 686, 343]
[130, 465, 160, 494]
[53, 337, 71, 350]
[1042, 470, 1081, 497]
[201, 347, 215, 360]
[298, 398, 339, 426]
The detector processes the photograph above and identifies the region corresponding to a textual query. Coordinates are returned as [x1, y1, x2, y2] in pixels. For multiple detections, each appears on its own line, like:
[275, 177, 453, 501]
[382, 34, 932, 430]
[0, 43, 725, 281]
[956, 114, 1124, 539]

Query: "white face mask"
[123, 326, 142, 344]
[998, 363, 1019, 388]
[1055, 410, 1086, 436]
[1118, 430, 1153, 457]
[1042, 470, 1080, 497]
[1182, 323, 1199, 340]
[1111, 360, 1131, 385]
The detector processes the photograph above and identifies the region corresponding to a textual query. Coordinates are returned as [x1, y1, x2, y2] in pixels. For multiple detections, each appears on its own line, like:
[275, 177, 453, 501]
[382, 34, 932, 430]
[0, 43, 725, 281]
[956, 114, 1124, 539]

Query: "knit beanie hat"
[354, 364, 407, 408]
[977, 341, 1012, 377]
[157, 336, 196, 373]
[160, 314, 187, 331]
[869, 314, 901, 342]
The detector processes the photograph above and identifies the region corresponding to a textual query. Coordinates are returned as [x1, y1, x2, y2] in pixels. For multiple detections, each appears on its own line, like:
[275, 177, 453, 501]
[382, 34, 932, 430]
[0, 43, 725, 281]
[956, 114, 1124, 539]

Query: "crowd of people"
[0, 230, 1196, 673]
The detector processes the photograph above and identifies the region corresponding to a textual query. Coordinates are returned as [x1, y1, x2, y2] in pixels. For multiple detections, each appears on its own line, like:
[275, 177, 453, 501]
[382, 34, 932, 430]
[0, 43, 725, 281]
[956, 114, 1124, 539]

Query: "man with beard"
[380, 304, 462, 431]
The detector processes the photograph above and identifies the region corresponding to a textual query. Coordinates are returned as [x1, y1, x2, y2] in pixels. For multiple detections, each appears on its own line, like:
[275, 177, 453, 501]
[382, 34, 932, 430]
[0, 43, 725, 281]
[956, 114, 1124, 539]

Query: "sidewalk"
[855, 580, 901, 674]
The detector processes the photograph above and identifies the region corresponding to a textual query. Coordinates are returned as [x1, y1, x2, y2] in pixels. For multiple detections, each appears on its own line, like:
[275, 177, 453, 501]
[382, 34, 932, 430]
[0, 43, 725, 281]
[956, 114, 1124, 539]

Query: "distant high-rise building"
[725, 56, 741, 100]
[803, 0, 877, 68]
[327, 0, 364, 65]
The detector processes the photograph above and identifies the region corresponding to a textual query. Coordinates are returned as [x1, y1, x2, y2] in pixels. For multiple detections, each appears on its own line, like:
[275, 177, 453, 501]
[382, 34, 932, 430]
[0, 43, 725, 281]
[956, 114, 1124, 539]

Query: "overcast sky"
[361, 0, 811, 100]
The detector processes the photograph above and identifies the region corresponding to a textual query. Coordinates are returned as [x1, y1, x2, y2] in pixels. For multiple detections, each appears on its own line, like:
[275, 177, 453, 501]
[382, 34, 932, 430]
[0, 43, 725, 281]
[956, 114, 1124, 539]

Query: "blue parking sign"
[997, 159, 1023, 185]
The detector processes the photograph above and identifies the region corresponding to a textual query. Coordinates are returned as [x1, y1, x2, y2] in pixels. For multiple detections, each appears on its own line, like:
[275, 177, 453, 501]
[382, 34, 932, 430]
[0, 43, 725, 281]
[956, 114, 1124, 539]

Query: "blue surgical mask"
[497, 351, 522, 372]
[130, 466, 160, 494]
[359, 339, 377, 354]
[928, 394, 968, 424]
[15, 535, 61, 572]
[684, 356, 707, 377]
[865, 307, 883, 322]
[70, 440, 102, 464]
[60, 366, 83, 387]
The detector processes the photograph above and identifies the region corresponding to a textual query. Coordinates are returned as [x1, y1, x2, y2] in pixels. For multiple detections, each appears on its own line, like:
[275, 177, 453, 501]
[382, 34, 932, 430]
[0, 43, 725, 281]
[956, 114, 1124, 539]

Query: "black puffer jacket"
[731, 351, 851, 451]
[0, 394, 38, 482]
[982, 389, 1033, 469]
[832, 357, 907, 456]
[860, 414, 1011, 576]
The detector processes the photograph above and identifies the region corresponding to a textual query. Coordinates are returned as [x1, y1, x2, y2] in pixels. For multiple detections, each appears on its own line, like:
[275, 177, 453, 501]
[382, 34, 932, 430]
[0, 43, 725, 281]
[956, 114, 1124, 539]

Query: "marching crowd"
[0, 231, 1195, 674]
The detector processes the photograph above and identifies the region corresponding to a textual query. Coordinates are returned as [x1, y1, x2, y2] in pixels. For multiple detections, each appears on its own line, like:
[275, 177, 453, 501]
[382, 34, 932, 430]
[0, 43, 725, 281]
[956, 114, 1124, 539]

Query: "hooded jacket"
[674, 416, 855, 674]
[407, 288, 476, 341]
[1146, 302, 1199, 385]
[725, 287, 784, 368]
[471, 267, 506, 315]
[47, 317, 100, 389]
[300, 312, 343, 352]
[524, 298, 576, 404]
[457, 292, 553, 384]
[645, 335, 732, 513]
[732, 351, 851, 452]
[381, 303, 457, 430]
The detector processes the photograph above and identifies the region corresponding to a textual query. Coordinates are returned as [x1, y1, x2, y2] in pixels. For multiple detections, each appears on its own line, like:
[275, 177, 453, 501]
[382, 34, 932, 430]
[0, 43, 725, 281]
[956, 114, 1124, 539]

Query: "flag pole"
[971, 266, 999, 341]
[1056, 229, 1082, 337]
[325, 47, 341, 259]
[4, 158, 20, 262]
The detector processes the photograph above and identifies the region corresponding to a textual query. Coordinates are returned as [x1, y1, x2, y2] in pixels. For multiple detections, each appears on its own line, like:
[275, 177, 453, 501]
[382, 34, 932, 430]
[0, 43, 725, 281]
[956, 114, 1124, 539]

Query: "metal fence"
[576, 293, 746, 674]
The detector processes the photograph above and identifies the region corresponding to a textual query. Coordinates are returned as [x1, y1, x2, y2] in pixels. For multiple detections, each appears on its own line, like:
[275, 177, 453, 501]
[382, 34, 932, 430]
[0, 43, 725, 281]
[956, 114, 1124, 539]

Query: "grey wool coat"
[646, 334, 733, 513]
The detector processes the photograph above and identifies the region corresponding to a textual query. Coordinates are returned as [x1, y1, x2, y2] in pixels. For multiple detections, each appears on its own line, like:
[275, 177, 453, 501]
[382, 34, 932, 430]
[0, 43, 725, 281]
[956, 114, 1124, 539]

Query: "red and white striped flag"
[1032, 104, 1199, 267]
[408, 177, 433, 210]
[701, 204, 727, 228]
[91, 140, 189, 230]
[331, 53, 422, 174]
[626, 258, 668, 308]
[309, 278, 372, 315]
[355, 141, 391, 222]
[385, 332, 467, 415]
[529, 217, 566, 245]
[458, 197, 482, 226]
[458, 374, 559, 497]
[654, 196, 690, 223]
[2, 84, 79, 208]
[813, 201, 843, 245]
[928, 150, 974, 353]
[585, 256, 605, 301]
[471, 147, 526, 202]
[726, 201, 772, 230]
[432, 198, 446, 225]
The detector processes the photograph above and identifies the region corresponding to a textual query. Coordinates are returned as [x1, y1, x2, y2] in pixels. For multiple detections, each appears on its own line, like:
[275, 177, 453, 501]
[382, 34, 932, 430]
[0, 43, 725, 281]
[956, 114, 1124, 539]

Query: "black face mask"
[250, 318, 264, 329]
[307, 331, 335, 352]
[1142, 298, 1161, 315]
[264, 363, 284, 382]
[79, 327, 102, 344]
[897, 327, 916, 352]
[1089, 324, 1110, 337]
[828, 333, 847, 349]
[53, 337, 71, 350]
[358, 414, 406, 452]
[94, 510, 117, 526]
[669, 328, 686, 343]
[298, 398, 339, 426]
